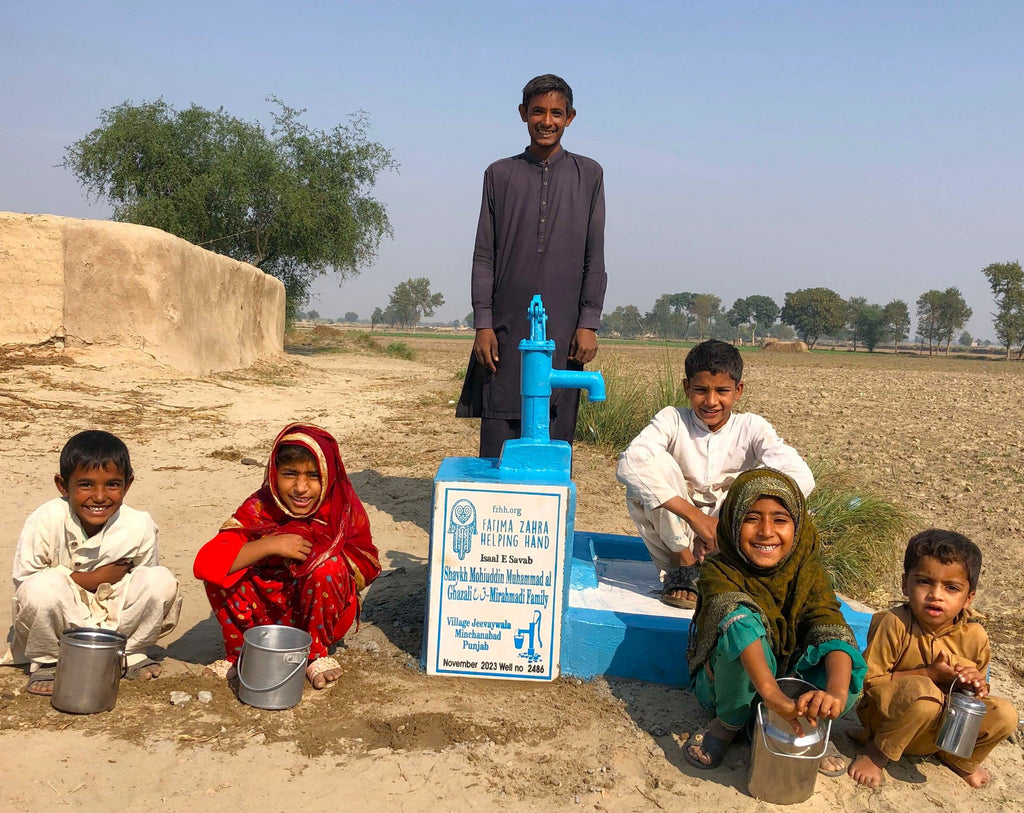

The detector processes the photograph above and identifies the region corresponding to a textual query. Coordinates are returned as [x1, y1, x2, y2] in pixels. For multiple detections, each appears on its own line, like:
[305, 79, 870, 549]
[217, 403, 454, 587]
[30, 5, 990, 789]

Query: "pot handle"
[235, 650, 308, 694]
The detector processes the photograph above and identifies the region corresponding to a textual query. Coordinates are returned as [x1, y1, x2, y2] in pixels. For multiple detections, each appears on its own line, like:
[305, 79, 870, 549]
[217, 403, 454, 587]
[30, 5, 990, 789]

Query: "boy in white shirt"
[6, 430, 181, 695]
[616, 340, 814, 608]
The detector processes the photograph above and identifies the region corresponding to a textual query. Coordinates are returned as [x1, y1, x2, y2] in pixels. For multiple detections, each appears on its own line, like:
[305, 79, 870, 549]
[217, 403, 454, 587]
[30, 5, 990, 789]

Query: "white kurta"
[616, 408, 814, 570]
[5, 498, 181, 666]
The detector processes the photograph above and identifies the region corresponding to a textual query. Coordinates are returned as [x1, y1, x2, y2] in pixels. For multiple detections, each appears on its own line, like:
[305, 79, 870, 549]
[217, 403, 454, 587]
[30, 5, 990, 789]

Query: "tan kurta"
[857, 604, 1017, 770]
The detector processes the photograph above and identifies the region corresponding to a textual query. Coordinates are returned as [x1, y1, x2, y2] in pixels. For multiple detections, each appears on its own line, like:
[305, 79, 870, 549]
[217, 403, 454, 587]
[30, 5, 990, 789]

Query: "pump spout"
[549, 369, 606, 402]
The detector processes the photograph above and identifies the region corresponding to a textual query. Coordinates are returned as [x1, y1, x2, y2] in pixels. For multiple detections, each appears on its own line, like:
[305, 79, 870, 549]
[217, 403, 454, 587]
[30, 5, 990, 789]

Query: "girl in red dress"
[194, 423, 380, 688]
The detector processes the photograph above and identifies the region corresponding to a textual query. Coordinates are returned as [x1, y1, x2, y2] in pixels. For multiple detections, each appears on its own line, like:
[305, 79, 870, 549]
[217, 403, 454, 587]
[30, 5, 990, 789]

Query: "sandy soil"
[1, 334, 1022, 812]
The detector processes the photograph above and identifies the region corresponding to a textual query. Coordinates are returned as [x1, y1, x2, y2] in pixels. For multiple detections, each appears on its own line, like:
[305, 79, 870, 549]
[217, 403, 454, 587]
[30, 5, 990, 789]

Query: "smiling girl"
[194, 423, 380, 689]
[683, 468, 866, 774]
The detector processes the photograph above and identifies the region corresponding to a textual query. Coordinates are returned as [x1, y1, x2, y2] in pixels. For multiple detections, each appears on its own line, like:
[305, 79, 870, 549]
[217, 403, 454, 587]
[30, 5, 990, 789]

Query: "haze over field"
[3, 2, 1022, 339]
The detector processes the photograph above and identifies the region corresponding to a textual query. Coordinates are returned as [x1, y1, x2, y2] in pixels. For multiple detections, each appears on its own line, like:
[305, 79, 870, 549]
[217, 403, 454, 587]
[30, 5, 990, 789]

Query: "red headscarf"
[219, 423, 380, 589]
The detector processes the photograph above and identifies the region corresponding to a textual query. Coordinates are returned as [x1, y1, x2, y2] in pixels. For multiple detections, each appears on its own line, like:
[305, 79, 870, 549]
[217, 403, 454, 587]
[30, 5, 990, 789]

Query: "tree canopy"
[780, 287, 846, 348]
[916, 287, 972, 355]
[981, 261, 1024, 360]
[62, 97, 398, 319]
[387, 277, 445, 328]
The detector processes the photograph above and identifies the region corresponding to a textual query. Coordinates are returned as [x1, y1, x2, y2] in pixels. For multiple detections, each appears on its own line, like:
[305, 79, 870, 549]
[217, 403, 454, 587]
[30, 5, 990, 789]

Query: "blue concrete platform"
[561, 531, 873, 686]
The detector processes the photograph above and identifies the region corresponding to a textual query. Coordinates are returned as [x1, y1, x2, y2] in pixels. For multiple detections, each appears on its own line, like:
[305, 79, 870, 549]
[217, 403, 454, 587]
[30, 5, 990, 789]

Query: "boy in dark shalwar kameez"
[457, 73, 607, 458]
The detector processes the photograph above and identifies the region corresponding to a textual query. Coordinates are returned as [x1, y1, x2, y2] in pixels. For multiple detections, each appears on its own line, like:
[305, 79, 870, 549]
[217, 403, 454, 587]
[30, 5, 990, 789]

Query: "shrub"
[807, 461, 917, 595]
[385, 341, 414, 360]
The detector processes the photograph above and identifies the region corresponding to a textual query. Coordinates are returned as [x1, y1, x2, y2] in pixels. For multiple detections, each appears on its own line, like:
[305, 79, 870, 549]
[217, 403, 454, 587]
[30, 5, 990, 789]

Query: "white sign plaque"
[425, 481, 569, 680]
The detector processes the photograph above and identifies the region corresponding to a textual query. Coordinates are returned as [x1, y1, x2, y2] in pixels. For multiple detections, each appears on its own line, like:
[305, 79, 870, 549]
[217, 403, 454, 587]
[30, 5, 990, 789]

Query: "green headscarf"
[686, 468, 856, 680]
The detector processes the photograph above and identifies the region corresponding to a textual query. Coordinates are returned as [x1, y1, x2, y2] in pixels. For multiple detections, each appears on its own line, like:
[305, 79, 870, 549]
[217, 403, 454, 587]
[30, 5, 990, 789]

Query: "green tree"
[768, 322, 797, 341]
[958, 330, 973, 347]
[307, 309, 320, 323]
[918, 287, 972, 356]
[62, 97, 398, 320]
[465, 311, 475, 329]
[370, 307, 384, 331]
[845, 296, 868, 351]
[856, 303, 887, 352]
[727, 297, 755, 343]
[344, 311, 358, 322]
[981, 261, 1024, 360]
[690, 293, 721, 341]
[603, 305, 645, 338]
[746, 295, 780, 341]
[388, 277, 445, 328]
[644, 294, 686, 339]
[882, 300, 911, 353]
[780, 287, 846, 349]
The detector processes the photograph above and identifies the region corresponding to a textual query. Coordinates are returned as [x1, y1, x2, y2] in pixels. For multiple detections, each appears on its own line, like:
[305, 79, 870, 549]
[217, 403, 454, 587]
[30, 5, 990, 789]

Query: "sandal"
[684, 724, 735, 770]
[125, 657, 162, 681]
[818, 741, 847, 777]
[662, 564, 700, 609]
[25, 664, 57, 696]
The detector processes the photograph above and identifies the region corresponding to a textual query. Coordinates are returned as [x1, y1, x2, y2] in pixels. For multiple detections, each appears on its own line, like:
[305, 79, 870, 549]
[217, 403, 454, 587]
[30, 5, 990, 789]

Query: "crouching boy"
[5, 430, 181, 695]
[849, 530, 1018, 788]
[616, 339, 814, 608]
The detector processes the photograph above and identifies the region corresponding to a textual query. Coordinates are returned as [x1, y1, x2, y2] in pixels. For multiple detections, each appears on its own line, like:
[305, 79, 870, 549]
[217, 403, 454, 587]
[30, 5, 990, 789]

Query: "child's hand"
[927, 650, 959, 685]
[953, 665, 989, 697]
[270, 534, 312, 562]
[795, 688, 847, 721]
[689, 514, 719, 560]
[763, 692, 803, 733]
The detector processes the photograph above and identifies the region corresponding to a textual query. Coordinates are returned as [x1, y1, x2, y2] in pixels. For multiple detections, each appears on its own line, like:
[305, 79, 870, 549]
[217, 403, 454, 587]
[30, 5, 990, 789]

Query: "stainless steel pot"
[50, 628, 127, 714]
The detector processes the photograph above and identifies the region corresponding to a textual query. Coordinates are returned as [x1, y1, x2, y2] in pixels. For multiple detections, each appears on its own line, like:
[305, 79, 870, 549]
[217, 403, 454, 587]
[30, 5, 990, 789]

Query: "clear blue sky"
[4, 1, 1022, 339]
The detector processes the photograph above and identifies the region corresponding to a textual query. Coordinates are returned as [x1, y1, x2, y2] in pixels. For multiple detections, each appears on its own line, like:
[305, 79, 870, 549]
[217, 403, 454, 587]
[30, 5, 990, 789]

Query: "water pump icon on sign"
[514, 610, 544, 663]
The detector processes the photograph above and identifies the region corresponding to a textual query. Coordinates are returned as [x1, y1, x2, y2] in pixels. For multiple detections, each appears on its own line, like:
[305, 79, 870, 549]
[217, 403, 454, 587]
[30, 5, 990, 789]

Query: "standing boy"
[849, 530, 1017, 789]
[616, 340, 814, 608]
[456, 73, 607, 458]
[5, 430, 181, 695]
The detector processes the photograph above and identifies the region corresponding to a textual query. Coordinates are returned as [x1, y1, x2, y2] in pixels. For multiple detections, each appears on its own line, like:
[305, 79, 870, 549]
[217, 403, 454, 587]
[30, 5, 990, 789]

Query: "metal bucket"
[236, 625, 312, 710]
[936, 686, 987, 759]
[51, 628, 127, 714]
[747, 677, 833, 804]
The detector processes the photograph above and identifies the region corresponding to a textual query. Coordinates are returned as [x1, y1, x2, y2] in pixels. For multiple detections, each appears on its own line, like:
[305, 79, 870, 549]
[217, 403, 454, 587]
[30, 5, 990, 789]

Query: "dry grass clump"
[808, 461, 917, 597]
[575, 352, 687, 450]
[285, 328, 416, 361]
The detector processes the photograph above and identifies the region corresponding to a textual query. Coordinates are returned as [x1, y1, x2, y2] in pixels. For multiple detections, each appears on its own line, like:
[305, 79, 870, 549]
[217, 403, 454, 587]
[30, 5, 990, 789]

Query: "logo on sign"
[448, 498, 477, 561]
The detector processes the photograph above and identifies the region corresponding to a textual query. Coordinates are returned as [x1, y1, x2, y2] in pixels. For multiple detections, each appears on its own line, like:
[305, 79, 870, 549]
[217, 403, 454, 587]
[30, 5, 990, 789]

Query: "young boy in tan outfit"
[849, 529, 1018, 788]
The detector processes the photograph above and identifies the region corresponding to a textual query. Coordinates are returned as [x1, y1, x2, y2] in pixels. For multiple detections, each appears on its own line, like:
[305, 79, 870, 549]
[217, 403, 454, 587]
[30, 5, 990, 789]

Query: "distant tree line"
[598, 262, 1024, 359]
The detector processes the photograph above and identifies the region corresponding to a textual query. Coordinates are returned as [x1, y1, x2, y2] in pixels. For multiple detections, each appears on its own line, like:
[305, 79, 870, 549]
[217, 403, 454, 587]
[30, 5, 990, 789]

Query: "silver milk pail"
[936, 687, 988, 759]
[746, 677, 833, 805]
[236, 624, 312, 710]
[51, 628, 127, 714]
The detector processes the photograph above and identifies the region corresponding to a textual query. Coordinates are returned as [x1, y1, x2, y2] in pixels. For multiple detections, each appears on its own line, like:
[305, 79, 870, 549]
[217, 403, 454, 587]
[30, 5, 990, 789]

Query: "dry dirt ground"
[1, 333, 1022, 812]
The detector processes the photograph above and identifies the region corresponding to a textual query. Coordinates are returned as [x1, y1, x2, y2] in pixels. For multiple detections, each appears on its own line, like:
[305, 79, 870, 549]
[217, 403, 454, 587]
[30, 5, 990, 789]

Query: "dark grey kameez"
[456, 148, 606, 429]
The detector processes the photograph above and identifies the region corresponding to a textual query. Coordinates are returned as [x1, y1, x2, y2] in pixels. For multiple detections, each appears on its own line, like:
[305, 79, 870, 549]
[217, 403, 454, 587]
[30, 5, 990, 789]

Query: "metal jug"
[51, 628, 127, 714]
[236, 625, 312, 710]
[747, 677, 833, 805]
[936, 684, 987, 759]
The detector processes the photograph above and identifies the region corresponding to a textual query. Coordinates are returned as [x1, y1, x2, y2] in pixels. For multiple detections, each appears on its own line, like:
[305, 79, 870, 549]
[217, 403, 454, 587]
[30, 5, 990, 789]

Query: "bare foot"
[306, 656, 343, 690]
[946, 762, 991, 788]
[818, 742, 846, 776]
[848, 742, 887, 789]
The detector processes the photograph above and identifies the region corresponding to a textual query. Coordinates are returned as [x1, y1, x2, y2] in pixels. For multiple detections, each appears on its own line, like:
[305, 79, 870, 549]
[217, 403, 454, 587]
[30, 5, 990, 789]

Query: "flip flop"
[684, 727, 733, 770]
[25, 665, 57, 696]
[818, 741, 847, 777]
[661, 565, 700, 609]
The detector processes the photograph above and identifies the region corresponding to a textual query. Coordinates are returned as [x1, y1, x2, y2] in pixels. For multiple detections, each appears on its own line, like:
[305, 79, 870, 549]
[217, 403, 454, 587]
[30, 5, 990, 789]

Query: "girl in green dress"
[684, 468, 866, 772]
